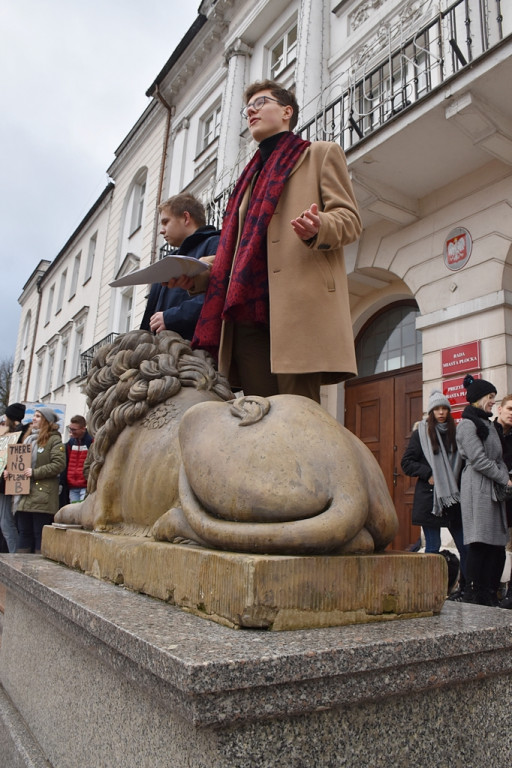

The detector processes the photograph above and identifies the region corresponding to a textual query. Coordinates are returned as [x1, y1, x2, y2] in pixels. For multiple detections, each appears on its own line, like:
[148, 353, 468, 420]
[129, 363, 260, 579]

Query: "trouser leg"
[33, 513, 54, 553]
[485, 545, 506, 596]
[423, 526, 441, 553]
[464, 542, 502, 605]
[232, 324, 279, 398]
[16, 511, 35, 552]
[232, 324, 322, 403]
[448, 521, 467, 580]
[0, 493, 18, 553]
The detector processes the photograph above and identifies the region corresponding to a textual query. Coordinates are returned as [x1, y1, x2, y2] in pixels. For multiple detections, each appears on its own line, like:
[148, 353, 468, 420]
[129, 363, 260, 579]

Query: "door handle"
[392, 468, 400, 486]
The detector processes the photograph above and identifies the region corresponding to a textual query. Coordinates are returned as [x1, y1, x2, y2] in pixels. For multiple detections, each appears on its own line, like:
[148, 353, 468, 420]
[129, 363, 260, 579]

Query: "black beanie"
[463, 374, 497, 403]
[5, 402, 26, 422]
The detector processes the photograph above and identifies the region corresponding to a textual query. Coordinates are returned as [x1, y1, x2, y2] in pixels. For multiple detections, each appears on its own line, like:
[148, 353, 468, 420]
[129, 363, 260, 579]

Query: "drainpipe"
[150, 84, 175, 264]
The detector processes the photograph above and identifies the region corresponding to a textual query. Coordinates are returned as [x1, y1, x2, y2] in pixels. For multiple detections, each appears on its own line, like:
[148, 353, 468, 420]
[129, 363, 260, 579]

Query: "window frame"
[200, 102, 222, 153]
[69, 253, 81, 299]
[129, 178, 146, 236]
[269, 20, 298, 80]
[44, 285, 55, 326]
[84, 232, 97, 284]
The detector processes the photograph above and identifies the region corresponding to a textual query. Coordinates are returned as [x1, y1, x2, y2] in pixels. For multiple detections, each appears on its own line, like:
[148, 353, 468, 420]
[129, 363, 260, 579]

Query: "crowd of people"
[402, 374, 512, 607]
[0, 405, 92, 554]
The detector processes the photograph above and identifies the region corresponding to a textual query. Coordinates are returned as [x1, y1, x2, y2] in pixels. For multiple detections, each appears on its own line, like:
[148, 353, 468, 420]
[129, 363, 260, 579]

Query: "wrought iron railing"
[159, 242, 176, 259]
[203, 0, 507, 226]
[80, 333, 119, 379]
[299, 0, 507, 147]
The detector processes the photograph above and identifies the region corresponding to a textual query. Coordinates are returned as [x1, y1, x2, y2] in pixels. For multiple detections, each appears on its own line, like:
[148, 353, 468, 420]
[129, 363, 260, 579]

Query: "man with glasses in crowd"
[165, 79, 362, 403]
[60, 415, 93, 505]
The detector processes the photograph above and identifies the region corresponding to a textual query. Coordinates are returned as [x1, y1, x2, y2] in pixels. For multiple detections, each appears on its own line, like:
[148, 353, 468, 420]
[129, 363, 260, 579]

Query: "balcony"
[300, 0, 508, 150]
[80, 333, 119, 379]
[206, 0, 511, 230]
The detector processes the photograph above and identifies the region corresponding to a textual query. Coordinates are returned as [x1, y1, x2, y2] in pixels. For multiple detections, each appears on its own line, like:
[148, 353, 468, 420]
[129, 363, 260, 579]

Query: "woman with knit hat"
[15, 407, 66, 553]
[401, 389, 466, 594]
[0, 402, 30, 552]
[456, 374, 512, 605]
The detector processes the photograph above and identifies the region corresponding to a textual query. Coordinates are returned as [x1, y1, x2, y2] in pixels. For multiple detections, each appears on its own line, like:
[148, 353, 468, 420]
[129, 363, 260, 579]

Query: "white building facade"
[12, 0, 512, 548]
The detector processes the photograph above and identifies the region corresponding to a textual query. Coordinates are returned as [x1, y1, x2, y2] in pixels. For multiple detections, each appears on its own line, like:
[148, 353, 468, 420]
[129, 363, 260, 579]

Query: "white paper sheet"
[109, 256, 208, 287]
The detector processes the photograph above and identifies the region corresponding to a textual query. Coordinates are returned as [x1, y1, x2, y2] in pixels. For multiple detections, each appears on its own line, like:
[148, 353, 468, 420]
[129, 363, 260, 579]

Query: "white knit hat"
[427, 389, 451, 413]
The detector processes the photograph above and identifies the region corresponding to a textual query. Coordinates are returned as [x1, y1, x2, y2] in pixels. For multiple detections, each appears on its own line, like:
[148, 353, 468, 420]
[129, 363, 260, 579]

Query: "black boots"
[447, 574, 466, 602]
[498, 582, 512, 609]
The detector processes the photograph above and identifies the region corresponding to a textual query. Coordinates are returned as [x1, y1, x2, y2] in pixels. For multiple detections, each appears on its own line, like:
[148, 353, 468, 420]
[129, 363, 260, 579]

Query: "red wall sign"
[443, 374, 481, 407]
[441, 341, 480, 377]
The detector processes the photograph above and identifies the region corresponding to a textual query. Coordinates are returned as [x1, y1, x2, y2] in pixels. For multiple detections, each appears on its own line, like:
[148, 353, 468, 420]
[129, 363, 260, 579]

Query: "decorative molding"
[350, 0, 435, 70]
[350, 0, 387, 31]
[225, 37, 252, 64]
[351, 24, 390, 68]
[171, 118, 190, 140]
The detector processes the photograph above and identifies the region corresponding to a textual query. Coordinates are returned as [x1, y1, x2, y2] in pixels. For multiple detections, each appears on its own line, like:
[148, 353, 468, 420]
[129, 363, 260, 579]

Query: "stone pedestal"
[1, 556, 512, 767]
[41, 526, 446, 629]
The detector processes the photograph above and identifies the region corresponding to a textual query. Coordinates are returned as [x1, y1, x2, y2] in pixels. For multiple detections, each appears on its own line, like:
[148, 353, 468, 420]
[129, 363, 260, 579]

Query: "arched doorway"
[345, 301, 423, 550]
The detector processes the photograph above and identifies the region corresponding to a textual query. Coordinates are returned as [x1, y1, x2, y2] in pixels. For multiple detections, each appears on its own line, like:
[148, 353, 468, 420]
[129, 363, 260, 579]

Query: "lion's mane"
[84, 330, 232, 492]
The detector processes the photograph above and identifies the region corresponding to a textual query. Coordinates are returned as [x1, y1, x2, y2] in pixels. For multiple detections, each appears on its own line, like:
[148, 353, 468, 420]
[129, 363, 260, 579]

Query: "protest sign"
[4, 443, 32, 495]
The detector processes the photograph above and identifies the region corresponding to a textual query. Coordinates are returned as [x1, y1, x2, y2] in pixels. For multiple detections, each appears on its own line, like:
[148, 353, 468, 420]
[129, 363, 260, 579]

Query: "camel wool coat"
[216, 140, 362, 384]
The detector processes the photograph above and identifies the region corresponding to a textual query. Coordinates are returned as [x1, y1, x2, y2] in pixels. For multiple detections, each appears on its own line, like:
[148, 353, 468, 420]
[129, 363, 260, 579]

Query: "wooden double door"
[345, 365, 423, 551]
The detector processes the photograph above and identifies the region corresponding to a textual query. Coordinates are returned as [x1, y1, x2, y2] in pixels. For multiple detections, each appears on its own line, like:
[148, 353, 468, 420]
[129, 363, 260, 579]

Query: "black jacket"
[401, 428, 462, 529]
[140, 226, 220, 339]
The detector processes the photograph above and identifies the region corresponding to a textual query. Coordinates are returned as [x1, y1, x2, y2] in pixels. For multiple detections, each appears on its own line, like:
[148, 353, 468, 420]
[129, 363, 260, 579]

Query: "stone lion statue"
[55, 330, 233, 532]
[152, 394, 398, 554]
[56, 330, 398, 554]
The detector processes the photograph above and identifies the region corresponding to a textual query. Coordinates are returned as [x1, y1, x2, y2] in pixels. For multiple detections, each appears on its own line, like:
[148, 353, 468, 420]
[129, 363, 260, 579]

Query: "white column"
[295, 0, 328, 124]
[215, 38, 252, 195]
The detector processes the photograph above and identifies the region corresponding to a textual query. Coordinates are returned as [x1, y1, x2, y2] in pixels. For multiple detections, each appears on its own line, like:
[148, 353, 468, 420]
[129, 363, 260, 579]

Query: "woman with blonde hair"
[16, 407, 66, 553]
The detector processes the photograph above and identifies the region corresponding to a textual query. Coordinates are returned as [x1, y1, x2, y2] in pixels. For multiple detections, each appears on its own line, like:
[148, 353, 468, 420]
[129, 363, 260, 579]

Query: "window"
[72, 326, 84, 378]
[57, 337, 69, 387]
[270, 22, 297, 79]
[130, 179, 146, 234]
[84, 232, 97, 283]
[355, 304, 422, 377]
[45, 347, 55, 394]
[201, 104, 221, 151]
[34, 354, 44, 400]
[45, 285, 55, 325]
[22, 311, 32, 351]
[120, 289, 134, 334]
[15, 361, 24, 402]
[56, 270, 67, 313]
[69, 253, 81, 298]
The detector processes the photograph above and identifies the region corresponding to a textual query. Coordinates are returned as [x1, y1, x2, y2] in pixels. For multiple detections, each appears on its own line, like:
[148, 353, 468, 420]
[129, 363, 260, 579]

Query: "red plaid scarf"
[192, 132, 310, 357]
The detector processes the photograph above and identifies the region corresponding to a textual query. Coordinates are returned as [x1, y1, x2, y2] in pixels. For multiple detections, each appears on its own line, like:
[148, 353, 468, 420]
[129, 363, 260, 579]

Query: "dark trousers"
[466, 541, 506, 594]
[16, 511, 54, 553]
[232, 324, 322, 403]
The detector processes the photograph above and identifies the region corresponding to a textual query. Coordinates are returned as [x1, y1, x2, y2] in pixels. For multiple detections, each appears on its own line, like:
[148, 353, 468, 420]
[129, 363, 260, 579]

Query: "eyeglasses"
[240, 96, 282, 118]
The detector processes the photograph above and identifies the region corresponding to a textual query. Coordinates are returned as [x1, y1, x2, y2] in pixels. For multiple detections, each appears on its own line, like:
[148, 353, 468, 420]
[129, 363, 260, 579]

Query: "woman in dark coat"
[401, 389, 466, 593]
[0, 402, 31, 552]
[15, 407, 66, 553]
[456, 374, 511, 606]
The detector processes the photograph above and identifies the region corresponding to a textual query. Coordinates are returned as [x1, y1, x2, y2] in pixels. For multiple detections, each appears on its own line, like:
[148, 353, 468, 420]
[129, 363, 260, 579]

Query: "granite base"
[1, 556, 512, 768]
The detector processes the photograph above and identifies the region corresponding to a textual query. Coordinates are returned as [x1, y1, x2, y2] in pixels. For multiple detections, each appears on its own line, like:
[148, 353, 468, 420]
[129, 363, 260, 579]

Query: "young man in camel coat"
[166, 79, 362, 403]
